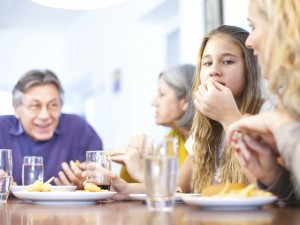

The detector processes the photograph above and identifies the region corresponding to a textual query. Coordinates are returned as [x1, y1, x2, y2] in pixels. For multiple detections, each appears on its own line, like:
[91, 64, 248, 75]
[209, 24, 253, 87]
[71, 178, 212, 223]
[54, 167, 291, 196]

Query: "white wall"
[223, 0, 249, 30]
[0, 29, 66, 91]
[65, 0, 185, 150]
[179, 0, 204, 64]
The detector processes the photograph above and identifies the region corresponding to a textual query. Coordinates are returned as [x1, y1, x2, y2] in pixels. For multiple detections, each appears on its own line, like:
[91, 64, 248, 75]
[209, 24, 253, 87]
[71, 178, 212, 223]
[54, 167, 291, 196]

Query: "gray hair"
[12, 69, 64, 105]
[159, 64, 196, 130]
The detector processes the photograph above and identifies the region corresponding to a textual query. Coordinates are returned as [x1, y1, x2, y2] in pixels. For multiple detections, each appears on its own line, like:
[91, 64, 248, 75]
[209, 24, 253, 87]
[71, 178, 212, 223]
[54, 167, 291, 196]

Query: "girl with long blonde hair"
[179, 25, 267, 193]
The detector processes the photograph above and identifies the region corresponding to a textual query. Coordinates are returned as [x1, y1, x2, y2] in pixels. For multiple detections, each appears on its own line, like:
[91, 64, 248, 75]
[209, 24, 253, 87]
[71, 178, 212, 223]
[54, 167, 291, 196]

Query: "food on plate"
[28, 180, 52, 192]
[202, 182, 245, 196]
[79, 182, 109, 192]
[202, 181, 273, 197]
[27, 178, 108, 193]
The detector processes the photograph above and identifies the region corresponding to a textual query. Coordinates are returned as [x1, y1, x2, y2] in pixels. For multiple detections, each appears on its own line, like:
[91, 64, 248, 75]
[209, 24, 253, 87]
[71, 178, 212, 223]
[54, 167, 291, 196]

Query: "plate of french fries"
[181, 182, 277, 211]
[11, 180, 116, 205]
[10, 185, 76, 193]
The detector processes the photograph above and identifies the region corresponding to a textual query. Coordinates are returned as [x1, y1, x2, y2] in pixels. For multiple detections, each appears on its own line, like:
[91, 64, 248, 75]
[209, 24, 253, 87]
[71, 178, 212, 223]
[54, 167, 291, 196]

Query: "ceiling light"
[30, 0, 128, 10]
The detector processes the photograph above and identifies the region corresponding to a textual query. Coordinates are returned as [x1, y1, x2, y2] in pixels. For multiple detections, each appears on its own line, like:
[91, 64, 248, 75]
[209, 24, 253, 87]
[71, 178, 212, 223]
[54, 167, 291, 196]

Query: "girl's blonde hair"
[191, 25, 264, 193]
[258, 0, 300, 119]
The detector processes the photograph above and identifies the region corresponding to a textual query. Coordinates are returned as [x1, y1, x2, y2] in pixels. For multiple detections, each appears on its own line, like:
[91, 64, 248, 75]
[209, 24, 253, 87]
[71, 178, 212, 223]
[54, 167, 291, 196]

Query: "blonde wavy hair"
[257, 0, 300, 119]
[190, 25, 264, 193]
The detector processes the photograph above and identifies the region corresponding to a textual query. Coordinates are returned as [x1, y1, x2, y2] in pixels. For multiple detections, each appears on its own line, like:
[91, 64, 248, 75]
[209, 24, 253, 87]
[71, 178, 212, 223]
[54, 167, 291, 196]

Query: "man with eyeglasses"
[0, 69, 103, 189]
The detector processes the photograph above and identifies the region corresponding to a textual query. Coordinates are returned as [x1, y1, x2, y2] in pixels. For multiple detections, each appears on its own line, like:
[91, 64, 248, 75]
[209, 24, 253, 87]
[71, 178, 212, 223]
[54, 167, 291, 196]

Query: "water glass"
[147, 211, 175, 225]
[22, 156, 44, 185]
[0, 149, 12, 204]
[85, 150, 111, 190]
[144, 138, 178, 211]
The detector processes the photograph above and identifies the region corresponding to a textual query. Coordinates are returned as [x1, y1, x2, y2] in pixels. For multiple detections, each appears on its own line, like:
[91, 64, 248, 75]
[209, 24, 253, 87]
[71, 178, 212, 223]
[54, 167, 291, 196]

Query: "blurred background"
[0, 0, 249, 150]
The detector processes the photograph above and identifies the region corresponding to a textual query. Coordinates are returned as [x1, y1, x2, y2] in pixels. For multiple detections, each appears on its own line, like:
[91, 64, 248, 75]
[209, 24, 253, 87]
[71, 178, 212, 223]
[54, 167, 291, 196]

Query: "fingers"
[55, 171, 73, 185]
[206, 78, 219, 91]
[128, 134, 146, 153]
[110, 147, 128, 164]
[60, 162, 84, 189]
[110, 147, 128, 156]
[0, 170, 7, 176]
[69, 160, 83, 177]
[194, 84, 207, 112]
[226, 126, 241, 146]
[110, 147, 140, 164]
[209, 78, 227, 91]
[243, 135, 268, 155]
[79, 162, 85, 170]
[61, 162, 77, 180]
[243, 135, 280, 157]
[53, 177, 63, 186]
[110, 155, 126, 165]
[234, 133, 251, 163]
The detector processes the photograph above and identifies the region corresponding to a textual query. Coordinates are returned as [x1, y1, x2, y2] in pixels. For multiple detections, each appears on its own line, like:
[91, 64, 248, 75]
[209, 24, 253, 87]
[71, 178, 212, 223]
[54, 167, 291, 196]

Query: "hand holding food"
[54, 161, 85, 190]
[70, 160, 81, 168]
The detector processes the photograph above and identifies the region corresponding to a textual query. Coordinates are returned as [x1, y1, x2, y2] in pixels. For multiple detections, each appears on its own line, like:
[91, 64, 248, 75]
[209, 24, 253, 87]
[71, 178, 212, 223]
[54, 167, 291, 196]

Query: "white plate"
[10, 185, 77, 192]
[12, 191, 117, 205]
[182, 196, 277, 211]
[129, 193, 200, 202]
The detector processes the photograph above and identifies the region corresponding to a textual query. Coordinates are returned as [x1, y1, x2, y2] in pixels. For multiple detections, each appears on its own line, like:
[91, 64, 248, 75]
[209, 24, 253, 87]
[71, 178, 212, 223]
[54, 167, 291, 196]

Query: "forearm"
[257, 167, 300, 205]
[112, 182, 145, 201]
[127, 183, 145, 193]
[266, 109, 296, 133]
[274, 122, 300, 194]
[177, 155, 192, 193]
[221, 111, 242, 134]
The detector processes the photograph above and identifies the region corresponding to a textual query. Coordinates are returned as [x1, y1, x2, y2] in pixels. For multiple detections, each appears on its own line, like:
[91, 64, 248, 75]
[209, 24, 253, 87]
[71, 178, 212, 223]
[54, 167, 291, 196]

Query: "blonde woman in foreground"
[227, 0, 300, 205]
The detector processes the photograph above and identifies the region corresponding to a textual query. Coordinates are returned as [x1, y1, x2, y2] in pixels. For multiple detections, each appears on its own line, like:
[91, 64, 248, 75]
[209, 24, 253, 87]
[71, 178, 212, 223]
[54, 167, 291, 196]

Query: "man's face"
[14, 84, 62, 141]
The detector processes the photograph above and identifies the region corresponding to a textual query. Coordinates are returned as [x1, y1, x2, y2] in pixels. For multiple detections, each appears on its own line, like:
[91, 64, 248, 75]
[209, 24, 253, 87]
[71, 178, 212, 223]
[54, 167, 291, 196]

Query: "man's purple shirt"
[0, 113, 103, 185]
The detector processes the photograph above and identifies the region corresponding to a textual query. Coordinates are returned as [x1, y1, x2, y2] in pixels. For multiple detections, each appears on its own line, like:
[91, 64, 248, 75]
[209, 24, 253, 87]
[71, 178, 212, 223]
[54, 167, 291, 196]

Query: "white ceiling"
[0, 0, 84, 31]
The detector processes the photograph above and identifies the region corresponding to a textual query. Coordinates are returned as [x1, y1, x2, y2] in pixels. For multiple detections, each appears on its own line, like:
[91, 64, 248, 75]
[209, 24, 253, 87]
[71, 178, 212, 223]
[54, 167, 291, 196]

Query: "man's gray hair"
[12, 69, 64, 105]
[159, 64, 196, 130]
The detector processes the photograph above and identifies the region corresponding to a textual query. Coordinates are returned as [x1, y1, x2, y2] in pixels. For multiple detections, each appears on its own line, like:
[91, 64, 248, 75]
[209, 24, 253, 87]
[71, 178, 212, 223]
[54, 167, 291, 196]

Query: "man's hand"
[54, 160, 85, 190]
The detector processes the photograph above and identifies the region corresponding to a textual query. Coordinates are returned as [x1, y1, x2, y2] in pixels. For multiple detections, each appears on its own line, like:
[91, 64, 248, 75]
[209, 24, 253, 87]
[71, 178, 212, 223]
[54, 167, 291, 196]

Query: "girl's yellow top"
[119, 130, 188, 183]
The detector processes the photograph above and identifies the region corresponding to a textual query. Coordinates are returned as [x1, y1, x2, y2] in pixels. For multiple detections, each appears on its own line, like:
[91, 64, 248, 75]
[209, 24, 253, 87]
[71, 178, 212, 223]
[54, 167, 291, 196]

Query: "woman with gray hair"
[111, 64, 196, 183]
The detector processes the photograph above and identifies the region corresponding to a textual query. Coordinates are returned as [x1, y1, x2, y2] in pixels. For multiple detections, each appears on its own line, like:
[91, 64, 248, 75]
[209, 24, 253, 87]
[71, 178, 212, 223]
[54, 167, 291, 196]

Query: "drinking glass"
[22, 156, 44, 185]
[0, 149, 12, 204]
[144, 137, 178, 211]
[85, 150, 111, 190]
[147, 211, 175, 225]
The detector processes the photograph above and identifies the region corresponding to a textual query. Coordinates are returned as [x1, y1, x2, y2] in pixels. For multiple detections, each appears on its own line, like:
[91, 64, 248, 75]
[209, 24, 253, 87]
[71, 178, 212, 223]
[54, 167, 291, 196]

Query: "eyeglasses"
[20, 102, 61, 113]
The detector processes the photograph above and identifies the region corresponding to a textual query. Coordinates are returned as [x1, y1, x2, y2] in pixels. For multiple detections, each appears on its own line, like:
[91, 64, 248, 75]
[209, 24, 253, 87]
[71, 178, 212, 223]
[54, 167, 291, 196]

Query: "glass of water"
[0, 149, 12, 204]
[144, 137, 178, 211]
[22, 156, 44, 185]
[85, 150, 111, 190]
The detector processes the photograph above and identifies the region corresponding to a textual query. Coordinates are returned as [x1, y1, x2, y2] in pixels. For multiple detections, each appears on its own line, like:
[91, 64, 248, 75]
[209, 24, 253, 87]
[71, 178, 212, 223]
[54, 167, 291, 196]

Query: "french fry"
[70, 160, 81, 168]
[28, 180, 52, 192]
[203, 181, 273, 198]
